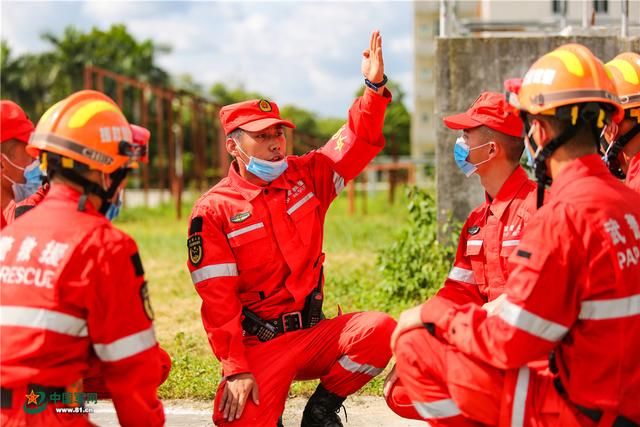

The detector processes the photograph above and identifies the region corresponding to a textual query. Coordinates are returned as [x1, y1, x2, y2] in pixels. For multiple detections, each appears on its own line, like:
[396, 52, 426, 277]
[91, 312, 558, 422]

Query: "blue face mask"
[523, 125, 537, 168]
[3, 157, 43, 202]
[105, 192, 123, 222]
[453, 137, 492, 177]
[236, 141, 288, 182]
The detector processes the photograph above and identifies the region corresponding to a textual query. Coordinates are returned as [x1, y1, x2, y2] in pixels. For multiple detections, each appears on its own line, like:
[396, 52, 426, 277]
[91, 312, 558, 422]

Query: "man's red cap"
[219, 99, 295, 136]
[443, 92, 523, 138]
[1, 100, 34, 144]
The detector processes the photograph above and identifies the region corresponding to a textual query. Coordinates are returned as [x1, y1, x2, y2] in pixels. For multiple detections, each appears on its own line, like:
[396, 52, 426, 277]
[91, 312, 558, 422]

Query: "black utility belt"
[243, 267, 325, 342]
[242, 309, 321, 342]
[553, 377, 638, 427]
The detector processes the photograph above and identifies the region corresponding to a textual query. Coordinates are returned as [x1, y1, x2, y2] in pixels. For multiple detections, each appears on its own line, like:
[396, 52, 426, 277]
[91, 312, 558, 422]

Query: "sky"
[1, 1, 414, 118]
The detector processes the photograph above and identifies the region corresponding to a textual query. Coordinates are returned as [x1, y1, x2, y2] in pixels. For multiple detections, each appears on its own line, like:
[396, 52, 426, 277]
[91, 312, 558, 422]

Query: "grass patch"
[117, 190, 409, 400]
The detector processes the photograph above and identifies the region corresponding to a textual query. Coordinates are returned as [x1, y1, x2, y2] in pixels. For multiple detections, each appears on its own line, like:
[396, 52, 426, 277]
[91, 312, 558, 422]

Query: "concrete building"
[413, 0, 640, 183]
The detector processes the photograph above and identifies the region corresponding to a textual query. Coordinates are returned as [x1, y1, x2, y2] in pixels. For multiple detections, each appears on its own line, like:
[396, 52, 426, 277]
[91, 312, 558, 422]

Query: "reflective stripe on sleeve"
[448, 266, 476, 284]
[502, 240, 520, 247]
[0, 306, 88, 337]
[93, 326, 157, 362]
[333, 172, 345, 195]
[498, 300, 568, 342]
[191, 263, 238, 285]
[579, 294, 640, 320]
[467, 240, 483, 246]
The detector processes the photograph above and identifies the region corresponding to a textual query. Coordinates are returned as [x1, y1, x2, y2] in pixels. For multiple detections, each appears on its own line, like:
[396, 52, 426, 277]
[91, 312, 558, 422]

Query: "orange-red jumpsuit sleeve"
[420, 217, 486, 331]
[309, 88, 391, 206]
[85, 227, 164, 426]
[422, 203, 578, 369]
[187, 204, 248, 377]
[626, 151, 640, 193]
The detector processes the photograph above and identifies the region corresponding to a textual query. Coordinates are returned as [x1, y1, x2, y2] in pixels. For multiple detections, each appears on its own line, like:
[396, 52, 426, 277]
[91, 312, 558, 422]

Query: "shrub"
[377, 187, 461, 305]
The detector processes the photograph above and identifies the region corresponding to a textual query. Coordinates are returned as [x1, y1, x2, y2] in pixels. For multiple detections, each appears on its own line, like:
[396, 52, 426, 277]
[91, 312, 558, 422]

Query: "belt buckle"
[281, 312, 302, 332]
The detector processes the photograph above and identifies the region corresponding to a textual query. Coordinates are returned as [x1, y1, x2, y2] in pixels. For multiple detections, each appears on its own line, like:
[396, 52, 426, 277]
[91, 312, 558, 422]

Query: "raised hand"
[361, 30, 385, 85]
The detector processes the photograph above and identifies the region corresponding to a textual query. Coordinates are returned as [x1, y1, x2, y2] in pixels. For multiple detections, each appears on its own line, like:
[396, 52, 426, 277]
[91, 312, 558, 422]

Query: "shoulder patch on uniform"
[140, 282, 154, 321]
[15, 205, 35, 219]
[468, 225, 481, 235]
[189, 216, 203, 235]
[516, 249, 532, 259]
[230, 212, 251, 223]
[130, 252, 145, 277]
[188, 235, 204, 266]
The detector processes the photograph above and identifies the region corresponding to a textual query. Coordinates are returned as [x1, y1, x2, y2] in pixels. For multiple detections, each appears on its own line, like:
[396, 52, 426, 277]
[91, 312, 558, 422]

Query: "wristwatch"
[364, 74, 388, 91]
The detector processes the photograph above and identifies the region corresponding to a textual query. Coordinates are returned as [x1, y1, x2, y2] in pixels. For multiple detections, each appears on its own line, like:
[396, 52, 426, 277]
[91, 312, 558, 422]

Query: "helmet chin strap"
[604, 123, 640, 179]
[524, 116, 579, 209]
[46, 154, 128, 213]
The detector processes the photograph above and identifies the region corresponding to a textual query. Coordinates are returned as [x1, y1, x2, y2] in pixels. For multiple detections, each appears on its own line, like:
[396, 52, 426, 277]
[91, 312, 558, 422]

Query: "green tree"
[209, 82, 269, 106]
[2, 25, 170, 120]
[356, 80, 411, 156]
[42, 24, 170, 100]
[1, 41, 59, 119]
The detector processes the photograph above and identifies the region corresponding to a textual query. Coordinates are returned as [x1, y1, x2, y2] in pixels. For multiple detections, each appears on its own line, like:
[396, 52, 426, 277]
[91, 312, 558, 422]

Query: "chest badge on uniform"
[230, 212, 251, 223]
[468, 225, 481, 235]
[188, 235, 204, 266]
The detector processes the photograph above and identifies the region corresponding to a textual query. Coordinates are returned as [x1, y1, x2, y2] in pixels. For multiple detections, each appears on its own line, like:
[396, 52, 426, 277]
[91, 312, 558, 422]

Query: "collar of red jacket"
[227, 160, 292, 201]
[47, 183, 101, 214]
[551, 154, 611, 195]
[484, 165, 530, 219]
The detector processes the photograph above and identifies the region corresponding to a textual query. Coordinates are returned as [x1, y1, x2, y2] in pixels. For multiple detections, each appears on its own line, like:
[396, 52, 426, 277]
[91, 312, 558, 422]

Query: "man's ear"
[603, 120, 619, 143]
[226, 137, 238, 157]
[532, 119, 551, 148]
[488, 140, 498, 156]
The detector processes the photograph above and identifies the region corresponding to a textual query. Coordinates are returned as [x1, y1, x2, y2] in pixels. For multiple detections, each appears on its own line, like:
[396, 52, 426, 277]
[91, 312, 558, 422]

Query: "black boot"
[301, 384, 346, 427]
[277, 415, 284, 427]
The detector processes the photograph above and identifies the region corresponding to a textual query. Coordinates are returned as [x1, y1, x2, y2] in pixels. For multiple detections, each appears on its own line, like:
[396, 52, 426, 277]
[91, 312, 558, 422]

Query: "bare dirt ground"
[88, 397, 425, 426]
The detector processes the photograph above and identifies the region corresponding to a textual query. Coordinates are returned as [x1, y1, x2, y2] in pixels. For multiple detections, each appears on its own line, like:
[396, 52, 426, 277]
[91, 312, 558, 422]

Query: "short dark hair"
[480, 126, 525, 164]
[526, 111, 602, 155]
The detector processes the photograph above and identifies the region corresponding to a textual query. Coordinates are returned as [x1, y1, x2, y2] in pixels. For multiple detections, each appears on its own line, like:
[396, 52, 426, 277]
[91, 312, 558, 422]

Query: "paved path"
[88, 397, 425, 426]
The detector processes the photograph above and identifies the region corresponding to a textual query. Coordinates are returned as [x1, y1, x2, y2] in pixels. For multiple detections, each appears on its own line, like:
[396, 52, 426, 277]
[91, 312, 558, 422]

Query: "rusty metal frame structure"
[83, 65, 414, 218]
[83, 65, 227, 218]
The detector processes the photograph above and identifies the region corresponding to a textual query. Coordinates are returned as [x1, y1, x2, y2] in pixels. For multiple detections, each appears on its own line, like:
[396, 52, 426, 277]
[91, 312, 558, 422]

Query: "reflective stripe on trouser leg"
[319, 313, 395, 397]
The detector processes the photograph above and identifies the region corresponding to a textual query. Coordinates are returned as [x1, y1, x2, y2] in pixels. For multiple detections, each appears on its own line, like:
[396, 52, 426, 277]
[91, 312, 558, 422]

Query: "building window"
[552, 0, 567, 14]
[421, 68, 433, 81]
[593, 0, 608, 13]
[422, 113, 429, 124]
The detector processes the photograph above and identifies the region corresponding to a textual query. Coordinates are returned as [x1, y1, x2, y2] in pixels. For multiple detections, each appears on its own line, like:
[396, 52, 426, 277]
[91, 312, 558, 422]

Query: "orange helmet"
[28, 90, 145, 174]
[518, 43, 624, 124]
[605, 52, 640, 122]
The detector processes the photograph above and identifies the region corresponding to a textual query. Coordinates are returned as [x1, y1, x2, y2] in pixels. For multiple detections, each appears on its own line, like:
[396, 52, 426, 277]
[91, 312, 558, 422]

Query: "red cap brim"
[239, 118, 296, 132]
[443, 112, 482, 130]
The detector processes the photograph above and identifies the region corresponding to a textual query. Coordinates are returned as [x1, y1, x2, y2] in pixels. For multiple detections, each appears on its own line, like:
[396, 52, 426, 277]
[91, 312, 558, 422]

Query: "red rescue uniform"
[0, 185, 165, 427]
[3, 184, 49, 226]
[626, 151, 640, 194]
[385, 165, 538, 420]
[395, 155, 640, 426]
[188, 89, 397, 426]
